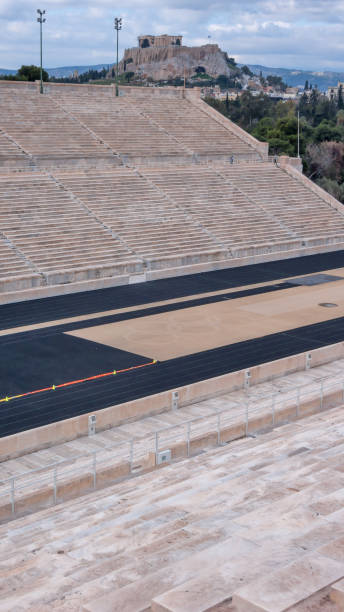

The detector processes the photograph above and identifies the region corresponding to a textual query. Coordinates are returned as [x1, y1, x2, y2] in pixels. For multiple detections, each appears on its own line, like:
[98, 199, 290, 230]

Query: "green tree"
[266, 75, 287, 91]
[225, 92, 229, 113]
[241, 65, 253, 76]
[17, 65, 48, 81]
[298, 92, 311, 120]
[314, 97, 337, 125]
[338, 84, 344, 110]
[313, 120, 343, 142]
[337, 109, 344, 126]
[251, 116, 275, 140]
[0, 74, 27, 81]
[205, 85, 344, 203]
[216, 74, 231, 89]
[309, 88, 320, 119]
[317, 177, 344, 202]
[275, 99, 295, 119]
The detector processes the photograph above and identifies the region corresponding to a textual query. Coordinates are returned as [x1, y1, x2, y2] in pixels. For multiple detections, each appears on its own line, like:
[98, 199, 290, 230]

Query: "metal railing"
[200, 154, 268, 165]
[0, 370, 343, 515]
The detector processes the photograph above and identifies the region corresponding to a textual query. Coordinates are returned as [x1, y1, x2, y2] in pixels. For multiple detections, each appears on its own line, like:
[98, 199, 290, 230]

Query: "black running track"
[1, 249, 344, 438]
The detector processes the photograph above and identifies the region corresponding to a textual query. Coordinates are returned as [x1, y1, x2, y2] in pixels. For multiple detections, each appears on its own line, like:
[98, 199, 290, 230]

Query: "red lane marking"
[1, 360, 157, 403]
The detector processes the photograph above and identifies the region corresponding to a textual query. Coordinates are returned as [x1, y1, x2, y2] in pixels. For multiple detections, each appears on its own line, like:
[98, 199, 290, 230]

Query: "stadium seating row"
[0, 82, 343, 298]
[0, 161, 344, 291]
[0, 402, 343, 611]
[0, 85, 261, 165]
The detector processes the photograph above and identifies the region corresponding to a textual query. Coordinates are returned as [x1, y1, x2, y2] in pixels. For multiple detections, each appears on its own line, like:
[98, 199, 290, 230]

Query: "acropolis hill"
[113, 34, 234, 81]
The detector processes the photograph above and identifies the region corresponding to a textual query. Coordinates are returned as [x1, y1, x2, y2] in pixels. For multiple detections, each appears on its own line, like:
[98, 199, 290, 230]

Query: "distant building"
[327, 81, 344, 99]
[201, 87, 241, 100]
[247, 79, 263, 91]
[138, 35, 183, 49]
[285, 87, 298, 95]
[282, 87, 299, 99]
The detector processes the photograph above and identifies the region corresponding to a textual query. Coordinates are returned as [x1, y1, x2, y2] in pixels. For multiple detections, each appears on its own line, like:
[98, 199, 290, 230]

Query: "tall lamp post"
[297, 110, 300, 158]
[37, 9, 46, 94]
[114, 17, 122, 97]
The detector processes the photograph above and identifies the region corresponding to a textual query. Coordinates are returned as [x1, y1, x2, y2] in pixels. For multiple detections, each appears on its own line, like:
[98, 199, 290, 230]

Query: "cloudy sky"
[0, 0, 343, 72]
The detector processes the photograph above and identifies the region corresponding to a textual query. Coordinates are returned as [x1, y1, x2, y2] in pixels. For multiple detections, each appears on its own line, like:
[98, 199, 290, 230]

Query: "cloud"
[0, 0, 343, 72]
[6, 20, 29, 34]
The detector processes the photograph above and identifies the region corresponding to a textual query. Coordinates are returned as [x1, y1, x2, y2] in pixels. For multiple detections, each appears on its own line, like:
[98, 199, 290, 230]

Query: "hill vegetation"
[205, 89, 344, 203]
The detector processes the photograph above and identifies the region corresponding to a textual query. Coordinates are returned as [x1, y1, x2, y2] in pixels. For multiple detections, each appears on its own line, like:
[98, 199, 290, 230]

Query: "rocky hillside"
[111, 44, 236, 81]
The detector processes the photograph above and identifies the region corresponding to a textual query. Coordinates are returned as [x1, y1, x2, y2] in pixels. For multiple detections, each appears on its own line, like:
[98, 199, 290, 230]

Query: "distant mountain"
[0, 64, 110, 78]
[1, 62, 343, 90]
[243, 64, 344, 91]
[46, 64, 110, 78]
[0, 69, 16, 75]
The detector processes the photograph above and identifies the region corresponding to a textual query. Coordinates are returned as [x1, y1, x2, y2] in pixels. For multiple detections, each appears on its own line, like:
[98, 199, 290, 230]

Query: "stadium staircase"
[0, 131, 34, 170]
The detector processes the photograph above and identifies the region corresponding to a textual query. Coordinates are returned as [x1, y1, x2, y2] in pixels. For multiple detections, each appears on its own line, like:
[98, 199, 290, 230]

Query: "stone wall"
[281, 157, 344, 215]
[278, 155, 303, 173]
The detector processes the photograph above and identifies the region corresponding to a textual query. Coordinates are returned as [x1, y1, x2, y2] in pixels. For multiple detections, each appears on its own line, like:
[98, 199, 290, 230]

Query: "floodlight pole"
[37, 9, 46, 94]
[297, 110, 300, 158]
[114, 17, 122, 97]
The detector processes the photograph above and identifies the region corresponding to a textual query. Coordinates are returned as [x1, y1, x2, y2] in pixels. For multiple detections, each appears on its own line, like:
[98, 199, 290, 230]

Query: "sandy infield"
[66, 280, 344, 360]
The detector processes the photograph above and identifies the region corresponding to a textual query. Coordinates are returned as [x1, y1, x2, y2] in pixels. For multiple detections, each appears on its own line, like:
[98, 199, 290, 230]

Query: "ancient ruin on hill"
[138, 34, 183, 48]
[112, 35, 234, 81]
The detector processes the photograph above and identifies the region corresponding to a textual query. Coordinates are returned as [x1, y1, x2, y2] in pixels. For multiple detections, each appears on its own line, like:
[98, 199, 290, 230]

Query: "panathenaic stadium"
[2, 80, 344, 611]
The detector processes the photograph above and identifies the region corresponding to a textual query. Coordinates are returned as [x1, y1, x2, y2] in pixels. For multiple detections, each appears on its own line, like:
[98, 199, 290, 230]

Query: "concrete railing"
[281, 159, 344, 216]
[0, 80, 188, 98]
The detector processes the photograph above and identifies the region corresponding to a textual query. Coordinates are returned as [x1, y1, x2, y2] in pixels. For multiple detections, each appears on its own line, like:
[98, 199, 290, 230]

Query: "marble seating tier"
[1, 401, 344, 610]
[0, 83, 344, 299]
[1, 357, 343, 524]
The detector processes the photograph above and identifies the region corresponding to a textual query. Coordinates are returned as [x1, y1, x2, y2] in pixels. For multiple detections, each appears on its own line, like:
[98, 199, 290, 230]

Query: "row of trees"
[205, 89, 344, 202]
[0, 65, 110, 84]
[1, 65, 49, 82]
[50, 67, 109, 84]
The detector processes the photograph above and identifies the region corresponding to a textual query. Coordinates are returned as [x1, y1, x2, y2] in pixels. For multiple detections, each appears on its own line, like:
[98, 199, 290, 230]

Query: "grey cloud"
[0, 0, 343, 71]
